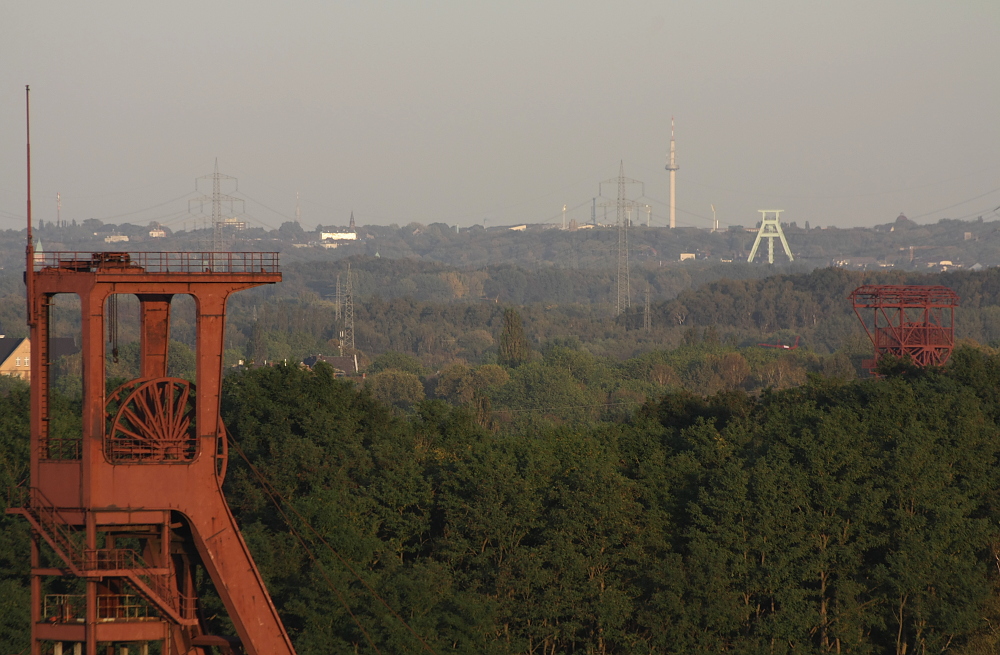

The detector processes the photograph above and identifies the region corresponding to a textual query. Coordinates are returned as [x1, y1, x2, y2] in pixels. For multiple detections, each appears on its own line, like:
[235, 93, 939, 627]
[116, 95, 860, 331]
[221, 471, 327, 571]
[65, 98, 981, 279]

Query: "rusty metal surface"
[19, 250, 295, 655]
[34, 250, 279, 274]
[850, 284, 959, 371]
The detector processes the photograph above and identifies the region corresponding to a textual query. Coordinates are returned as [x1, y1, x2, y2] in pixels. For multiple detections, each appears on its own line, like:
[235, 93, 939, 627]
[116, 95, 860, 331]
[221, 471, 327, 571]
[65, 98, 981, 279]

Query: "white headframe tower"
[747, 210, 794, 263]
[665, 117, 679, 229]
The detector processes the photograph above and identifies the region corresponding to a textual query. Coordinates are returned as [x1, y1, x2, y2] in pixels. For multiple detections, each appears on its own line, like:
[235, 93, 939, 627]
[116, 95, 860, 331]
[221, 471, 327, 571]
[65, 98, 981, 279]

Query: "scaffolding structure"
[850, 284, 959, 373]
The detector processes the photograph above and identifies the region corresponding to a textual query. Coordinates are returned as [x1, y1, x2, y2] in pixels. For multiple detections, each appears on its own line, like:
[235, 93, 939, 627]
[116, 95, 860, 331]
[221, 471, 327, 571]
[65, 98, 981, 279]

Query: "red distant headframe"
[849, 284, 959, 374]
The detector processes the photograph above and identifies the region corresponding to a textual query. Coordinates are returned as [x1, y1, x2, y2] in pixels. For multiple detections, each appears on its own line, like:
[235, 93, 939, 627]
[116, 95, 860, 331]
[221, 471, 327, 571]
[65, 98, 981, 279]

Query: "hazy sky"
[1, 2, 998, 232]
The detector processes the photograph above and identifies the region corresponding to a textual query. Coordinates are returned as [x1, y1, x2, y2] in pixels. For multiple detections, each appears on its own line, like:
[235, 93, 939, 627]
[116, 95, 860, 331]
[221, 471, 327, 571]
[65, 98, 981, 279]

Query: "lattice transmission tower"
[340, 264, 354, 351]
[644, 284, 652, 332]
[598, 163, 645, 315]
[189, 159, 244, 252]
[335, 273, 342, 320]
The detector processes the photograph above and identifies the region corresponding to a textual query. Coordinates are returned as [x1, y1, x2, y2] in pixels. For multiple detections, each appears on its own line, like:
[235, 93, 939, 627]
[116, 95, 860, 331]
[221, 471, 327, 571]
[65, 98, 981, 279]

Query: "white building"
[320, 232, 357, 241]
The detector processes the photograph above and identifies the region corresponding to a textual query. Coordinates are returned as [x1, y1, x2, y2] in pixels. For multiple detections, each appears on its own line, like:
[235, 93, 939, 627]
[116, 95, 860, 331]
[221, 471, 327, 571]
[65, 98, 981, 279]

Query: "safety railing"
[43, 437, 82, 460]
[23, 487, 84, 567]
[6, 484, 30, 511]
[33, 251, 280, 274]
[82, 548, 142, 571]
[43, 594, 85, 623]
[44, 593, 153, 622]
[132, 571, 198, 620]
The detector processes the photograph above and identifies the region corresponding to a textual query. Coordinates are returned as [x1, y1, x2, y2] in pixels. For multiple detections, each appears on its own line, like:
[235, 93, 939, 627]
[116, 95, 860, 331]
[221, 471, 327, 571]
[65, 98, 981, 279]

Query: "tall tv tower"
[665, 117, 679, 229]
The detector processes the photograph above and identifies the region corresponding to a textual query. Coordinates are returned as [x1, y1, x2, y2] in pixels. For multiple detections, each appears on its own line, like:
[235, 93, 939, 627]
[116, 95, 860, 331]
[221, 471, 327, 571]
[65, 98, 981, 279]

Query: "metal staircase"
[10, 488, 197, 626]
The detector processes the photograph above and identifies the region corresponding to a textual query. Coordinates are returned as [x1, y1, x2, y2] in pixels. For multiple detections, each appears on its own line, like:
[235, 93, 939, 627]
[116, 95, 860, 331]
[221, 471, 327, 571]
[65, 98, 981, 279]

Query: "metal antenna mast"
[56, 192, 61, 228]
[342, 264, 355, 350]
[665, 117, 679, 229]
[598, 162, 645, 315]
[189, 159, 243, 252]
[335, 273, 342, 320]
[295, 190, 301, 225]
[617, 164, 631, 314]
[644, 284, 652, 332]
[25, 86, 34, 328]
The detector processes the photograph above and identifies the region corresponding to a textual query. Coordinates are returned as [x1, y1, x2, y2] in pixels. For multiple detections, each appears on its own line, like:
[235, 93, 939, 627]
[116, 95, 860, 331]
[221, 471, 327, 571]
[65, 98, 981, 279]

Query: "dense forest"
[5, 247, 1000, 652]
[6, 259, 1000, 380]
[4, 350, 1000, 653]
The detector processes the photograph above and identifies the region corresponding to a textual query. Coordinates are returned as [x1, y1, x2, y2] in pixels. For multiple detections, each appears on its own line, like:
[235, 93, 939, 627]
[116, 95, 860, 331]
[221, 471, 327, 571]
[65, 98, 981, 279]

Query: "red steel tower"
[9, 250, 297, 655]
[8, 87, 296, 655]
[850, 284, 959, 373]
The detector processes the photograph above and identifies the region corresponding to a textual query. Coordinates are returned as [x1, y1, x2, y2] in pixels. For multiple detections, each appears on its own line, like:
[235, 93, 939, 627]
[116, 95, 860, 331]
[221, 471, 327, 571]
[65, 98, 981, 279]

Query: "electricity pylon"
[189, 159, 244, 252]
[644, 284, 652, 332]
[598, 163, 645, 315]
[342, 264, 354, 350]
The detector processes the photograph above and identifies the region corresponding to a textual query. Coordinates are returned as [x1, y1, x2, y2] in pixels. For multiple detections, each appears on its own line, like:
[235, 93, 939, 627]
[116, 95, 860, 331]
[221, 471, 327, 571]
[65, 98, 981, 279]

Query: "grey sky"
[1, 1, 998, 232]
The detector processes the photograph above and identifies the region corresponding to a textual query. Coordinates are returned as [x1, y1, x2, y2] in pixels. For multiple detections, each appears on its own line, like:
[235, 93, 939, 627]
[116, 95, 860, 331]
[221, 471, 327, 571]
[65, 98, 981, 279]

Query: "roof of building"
[302, 354, 359, 374]
[0, 338, 25, 364]
[0, 337, 78, 365]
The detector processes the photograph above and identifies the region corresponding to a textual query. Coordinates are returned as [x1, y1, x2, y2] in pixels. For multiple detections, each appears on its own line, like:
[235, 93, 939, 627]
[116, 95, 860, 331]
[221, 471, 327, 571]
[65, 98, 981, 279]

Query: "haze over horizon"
[1, 1, 998, 234]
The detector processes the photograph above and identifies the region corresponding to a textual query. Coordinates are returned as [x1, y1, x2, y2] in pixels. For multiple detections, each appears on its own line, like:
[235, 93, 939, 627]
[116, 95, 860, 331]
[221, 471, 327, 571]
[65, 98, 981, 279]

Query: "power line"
[88, 190, 198, 221]
[909, 185, 1000, 220]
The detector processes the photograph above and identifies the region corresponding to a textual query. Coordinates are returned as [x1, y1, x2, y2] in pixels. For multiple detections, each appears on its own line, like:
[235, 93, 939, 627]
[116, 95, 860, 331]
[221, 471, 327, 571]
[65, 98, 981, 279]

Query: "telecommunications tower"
[665, 117, 679, 229]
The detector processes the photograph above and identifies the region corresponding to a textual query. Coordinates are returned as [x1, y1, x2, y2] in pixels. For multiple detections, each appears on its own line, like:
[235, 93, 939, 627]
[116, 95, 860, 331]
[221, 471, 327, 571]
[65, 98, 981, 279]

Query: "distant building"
[149, 228, 166, 238]
[833, 257, 881, 270]
[0, 336, 77, 382]
[302, 354, 359, 377]
[320, 232, 357, 241]
[679, 253, 696, 261]
[220, 217, 247, 231]
[0, 338, 31, 380]
[104, 235, 129, 243]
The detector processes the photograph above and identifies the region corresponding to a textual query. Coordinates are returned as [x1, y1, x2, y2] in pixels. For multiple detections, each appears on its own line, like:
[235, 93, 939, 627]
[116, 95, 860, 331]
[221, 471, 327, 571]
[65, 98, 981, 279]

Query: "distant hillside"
[657, 266, 1000, 352]
[7, 213, 1000, 272]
